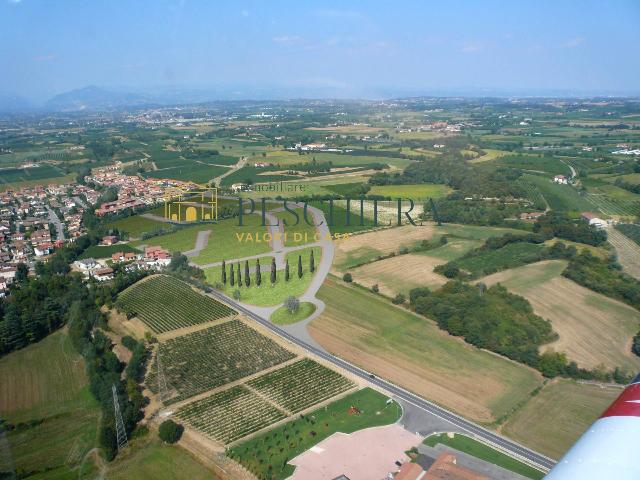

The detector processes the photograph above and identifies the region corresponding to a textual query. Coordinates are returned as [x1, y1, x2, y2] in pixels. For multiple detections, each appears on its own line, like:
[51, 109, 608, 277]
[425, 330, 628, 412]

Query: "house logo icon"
[163, 186, 218, 222]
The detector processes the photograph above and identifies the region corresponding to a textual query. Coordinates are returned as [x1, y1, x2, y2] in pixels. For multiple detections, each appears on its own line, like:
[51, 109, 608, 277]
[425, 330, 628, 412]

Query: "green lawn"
[78, 243, 140, 260]
[270, 302, 316, 325]
[368, 184, 452, 200]
[0, 330, 101, 478]
[191, 214, 272, 265]
[204, 247, 321, 306]
[106, 215, 168, 238]
[106, 438, 220, 480]
[132, 224, 207, 253]
[423, 433, 544, 479]
[228, 388, 401, 480]
[273, 208, 319, 246]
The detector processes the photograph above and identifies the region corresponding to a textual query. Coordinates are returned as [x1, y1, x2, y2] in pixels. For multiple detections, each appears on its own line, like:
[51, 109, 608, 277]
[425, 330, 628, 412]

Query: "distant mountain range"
[1, 84, 639, 113]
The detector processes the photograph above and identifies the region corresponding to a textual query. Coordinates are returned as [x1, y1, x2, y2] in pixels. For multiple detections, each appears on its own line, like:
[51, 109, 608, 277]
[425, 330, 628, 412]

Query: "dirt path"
[184, 230, 211, 257]
[214, 155, 247, 187]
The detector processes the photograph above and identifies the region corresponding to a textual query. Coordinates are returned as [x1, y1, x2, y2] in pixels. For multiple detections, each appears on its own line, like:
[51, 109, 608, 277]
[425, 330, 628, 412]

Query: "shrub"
[159, 419, 184, 444]
[343, 273, 353, 283]
[371, 284, 379, 293]
[440, 263, 460, 278]
[392, 293, 406, 305]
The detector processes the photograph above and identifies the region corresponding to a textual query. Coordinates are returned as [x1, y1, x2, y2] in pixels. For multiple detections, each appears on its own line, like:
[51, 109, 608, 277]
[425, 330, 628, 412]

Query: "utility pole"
[112, 384, 128, 451]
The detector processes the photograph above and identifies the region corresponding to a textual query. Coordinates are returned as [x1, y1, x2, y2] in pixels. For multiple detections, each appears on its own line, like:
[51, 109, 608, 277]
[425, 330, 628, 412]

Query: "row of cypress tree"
[220, 250, 315, 287]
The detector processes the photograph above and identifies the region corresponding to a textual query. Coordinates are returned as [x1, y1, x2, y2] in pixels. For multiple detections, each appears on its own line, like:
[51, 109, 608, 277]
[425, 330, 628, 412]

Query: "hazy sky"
[2, 0, 640, 101]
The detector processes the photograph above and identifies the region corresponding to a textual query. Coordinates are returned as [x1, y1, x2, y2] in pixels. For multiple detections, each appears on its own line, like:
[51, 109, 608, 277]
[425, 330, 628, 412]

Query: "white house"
[553, 175, 568, 185]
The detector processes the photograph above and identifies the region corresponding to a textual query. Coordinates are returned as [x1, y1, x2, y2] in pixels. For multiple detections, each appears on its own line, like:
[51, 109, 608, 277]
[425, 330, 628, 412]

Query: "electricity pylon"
[112, 384, 128, 451]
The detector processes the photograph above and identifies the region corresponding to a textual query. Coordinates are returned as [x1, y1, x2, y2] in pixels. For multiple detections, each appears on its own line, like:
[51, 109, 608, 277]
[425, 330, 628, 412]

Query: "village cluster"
[0, 163, 198, 296]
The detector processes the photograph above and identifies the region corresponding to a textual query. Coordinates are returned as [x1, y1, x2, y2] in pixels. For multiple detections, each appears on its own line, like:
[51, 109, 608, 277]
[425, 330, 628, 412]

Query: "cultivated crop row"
[247, 359, 355, 413]
[175, 385, 287, 444]
[152, 319, 296, 403]
[116, 275, 235, 332]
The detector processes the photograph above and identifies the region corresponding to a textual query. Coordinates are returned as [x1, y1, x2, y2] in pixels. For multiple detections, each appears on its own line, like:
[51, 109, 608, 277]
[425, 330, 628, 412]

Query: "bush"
[440, 263, 460, 278]
[392, 293, 406, 305]
[159, 419, 183, 444]
[343, 273, 353, 283]
[371, 284, 379, 293]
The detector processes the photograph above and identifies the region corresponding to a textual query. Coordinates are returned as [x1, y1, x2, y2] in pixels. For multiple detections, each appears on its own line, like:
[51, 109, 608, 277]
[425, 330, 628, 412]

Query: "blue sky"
[2, 0, 640, 101]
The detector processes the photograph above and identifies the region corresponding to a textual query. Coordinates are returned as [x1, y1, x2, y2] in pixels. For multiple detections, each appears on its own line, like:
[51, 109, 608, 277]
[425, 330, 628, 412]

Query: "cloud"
[563, 37, 585, 48]
[273, 35, 302, 45]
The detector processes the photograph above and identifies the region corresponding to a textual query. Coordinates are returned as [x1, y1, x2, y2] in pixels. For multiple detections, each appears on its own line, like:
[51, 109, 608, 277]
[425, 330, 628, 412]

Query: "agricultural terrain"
[116, 275, 235, 333]
[309, 276, 543, 424]
[501, 379, 620, 458]
[0, 329, 101, 478]
[481, 260, 640, 371]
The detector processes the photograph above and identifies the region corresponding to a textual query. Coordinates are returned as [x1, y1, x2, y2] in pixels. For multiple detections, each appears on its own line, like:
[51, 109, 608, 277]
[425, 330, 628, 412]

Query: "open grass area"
[131, 224, 206, 253]
[0, 329, 101, 478]
[423, 433, 544, 479]
[204, 247, 321, 306]
[501, 379, 620, 459]
[273, 208, 318, 246]
[368, 183, 452, 199]
[481, 260, 640, 371]
[105, 215, 168, 238]
[270, 302, 316, 325]
[309, 276, 543, 424]
[228, 388, 401, 480]
[78, 243, 140, 259]
[191, 214, 272, 265]
[105, 438, 220, 480]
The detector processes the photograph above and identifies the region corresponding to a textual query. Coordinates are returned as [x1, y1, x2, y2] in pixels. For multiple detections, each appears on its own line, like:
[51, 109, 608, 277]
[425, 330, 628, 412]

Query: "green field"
[106, 215, 168, 238]
[270, 302, 316, 325]
[105, 438, 221, 480]
[191, 214, 272, 265]
[0, 164, 68, 187]
[273, 208, 319, 246]
[309, 277, 543, 424]
[368, 183, 452, 199]
[204, 247, 320, 306]
[78, 243, 140, 259]
[228, 388, 401, 480]
[454, 241, 545, 277]
[520, 174, 593, 212]
[502, 379, 620, 458]
[423, 433, 544, 479]
[145, 163, 231, 184]
[0, 330, 101, 478]
[131, 224, 206, 253]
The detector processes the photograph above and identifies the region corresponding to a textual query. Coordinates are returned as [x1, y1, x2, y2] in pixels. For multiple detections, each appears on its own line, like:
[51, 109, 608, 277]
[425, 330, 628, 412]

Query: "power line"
[112, 384, 128, 451]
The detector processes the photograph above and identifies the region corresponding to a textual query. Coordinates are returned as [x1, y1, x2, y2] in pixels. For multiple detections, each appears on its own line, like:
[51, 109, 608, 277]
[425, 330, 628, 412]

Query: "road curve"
[206, 289, 556, 473]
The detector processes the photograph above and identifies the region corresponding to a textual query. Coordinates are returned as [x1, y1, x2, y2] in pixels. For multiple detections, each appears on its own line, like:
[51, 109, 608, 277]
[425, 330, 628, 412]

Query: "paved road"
[206, 288, 555, 473]
[46, 206, 65, 241]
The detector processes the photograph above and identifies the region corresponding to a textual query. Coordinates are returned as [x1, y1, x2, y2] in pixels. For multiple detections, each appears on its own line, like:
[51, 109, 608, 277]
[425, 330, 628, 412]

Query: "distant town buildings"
[553, 175, 568, 185]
